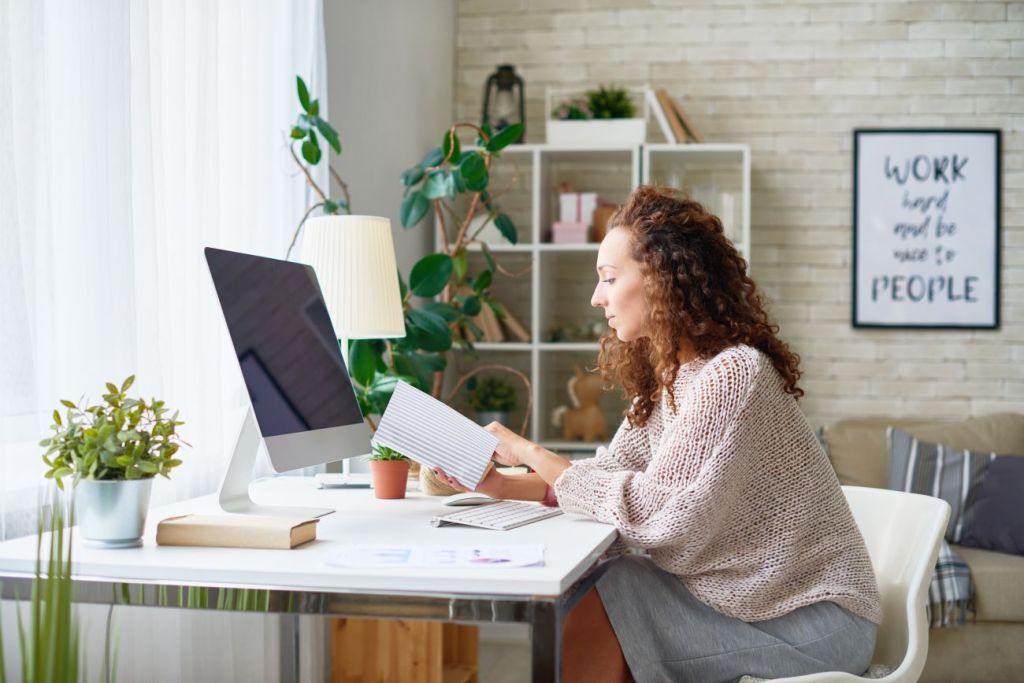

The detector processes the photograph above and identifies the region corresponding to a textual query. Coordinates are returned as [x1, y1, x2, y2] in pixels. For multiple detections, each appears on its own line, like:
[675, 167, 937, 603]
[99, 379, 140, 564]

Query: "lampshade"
[300, 215, 406, 339]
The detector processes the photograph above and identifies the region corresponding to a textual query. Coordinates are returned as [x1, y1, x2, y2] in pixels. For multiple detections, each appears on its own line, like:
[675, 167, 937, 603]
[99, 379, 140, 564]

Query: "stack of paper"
[326, 545, 545, 569]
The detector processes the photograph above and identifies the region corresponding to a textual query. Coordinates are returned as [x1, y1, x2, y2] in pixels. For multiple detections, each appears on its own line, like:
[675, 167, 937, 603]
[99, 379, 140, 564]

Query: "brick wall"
[455, 0, 1024, 428]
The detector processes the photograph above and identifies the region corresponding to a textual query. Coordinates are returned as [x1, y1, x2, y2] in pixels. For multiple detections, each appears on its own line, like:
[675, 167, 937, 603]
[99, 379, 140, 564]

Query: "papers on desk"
[326, 545, 545, 569]
[371, 381, 498, 489]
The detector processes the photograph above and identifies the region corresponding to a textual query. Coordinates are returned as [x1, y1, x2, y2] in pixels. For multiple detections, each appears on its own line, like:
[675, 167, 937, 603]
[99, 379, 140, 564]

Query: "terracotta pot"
[370, 460, 411, 499]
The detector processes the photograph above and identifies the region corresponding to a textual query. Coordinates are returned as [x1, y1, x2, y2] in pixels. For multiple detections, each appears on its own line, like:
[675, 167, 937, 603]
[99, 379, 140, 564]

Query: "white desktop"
[205, 246, 377, 518]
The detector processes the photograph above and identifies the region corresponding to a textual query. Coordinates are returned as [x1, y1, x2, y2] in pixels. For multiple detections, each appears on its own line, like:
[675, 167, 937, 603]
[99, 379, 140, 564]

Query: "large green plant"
[40, 376, 187, 489]
[285, 76, 349, 259]
[347, 122, 527, 425]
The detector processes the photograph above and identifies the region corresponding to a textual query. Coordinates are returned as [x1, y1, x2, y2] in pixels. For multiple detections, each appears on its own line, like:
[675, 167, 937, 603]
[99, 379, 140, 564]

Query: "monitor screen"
[205, 247, 365, 438]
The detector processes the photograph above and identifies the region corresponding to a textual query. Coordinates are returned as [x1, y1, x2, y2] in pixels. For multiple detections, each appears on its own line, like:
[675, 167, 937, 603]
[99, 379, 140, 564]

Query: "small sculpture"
[552, 367, 608, 442]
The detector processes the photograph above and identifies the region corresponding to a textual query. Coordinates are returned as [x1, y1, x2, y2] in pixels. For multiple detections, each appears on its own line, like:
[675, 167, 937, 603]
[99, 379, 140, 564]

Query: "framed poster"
[853, 129, 1001, 329]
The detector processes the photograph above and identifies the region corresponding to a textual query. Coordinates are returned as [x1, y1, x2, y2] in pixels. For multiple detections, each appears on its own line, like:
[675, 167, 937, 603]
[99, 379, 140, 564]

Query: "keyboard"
[431, 501, 563, 530]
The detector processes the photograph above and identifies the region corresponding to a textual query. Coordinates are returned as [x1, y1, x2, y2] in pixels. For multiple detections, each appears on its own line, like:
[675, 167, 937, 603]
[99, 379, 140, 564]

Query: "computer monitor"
[205, 247, 373, 517]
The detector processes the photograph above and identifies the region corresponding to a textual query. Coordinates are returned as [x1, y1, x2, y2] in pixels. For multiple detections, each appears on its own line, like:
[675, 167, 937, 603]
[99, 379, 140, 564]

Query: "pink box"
[552, 221, 590, 244]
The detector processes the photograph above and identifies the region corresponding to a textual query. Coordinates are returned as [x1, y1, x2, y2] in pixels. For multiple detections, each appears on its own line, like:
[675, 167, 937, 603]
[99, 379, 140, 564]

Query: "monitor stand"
[218, 408, 334, 518]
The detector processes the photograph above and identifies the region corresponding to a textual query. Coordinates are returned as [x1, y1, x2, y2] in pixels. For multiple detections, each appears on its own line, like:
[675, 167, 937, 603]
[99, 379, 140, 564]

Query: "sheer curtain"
[0, 0, 328, 539]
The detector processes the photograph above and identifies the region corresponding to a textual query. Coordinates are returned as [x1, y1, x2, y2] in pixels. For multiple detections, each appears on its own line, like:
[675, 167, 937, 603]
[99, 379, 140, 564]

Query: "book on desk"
[156, 514, 318, 549]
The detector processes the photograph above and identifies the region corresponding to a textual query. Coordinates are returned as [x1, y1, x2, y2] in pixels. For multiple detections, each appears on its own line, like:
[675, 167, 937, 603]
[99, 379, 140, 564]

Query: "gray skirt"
[592, 555, 877, 683]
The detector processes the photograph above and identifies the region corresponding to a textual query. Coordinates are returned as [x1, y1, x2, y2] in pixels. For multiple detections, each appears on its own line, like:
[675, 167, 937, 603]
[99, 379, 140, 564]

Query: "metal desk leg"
[280, 613, 300, 682]
[530, 601, 561, 683]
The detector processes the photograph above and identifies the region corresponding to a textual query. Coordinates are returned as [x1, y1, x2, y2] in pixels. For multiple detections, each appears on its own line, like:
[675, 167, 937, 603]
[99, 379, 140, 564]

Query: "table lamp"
[300, 215, 406, 369]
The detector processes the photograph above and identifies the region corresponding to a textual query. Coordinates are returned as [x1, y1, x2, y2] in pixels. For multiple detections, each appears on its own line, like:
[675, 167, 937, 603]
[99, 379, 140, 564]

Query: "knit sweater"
[553, 344, 883, 624]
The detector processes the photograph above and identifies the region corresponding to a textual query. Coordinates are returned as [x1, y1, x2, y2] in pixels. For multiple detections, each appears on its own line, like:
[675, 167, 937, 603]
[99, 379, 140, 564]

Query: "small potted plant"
[368, 444, 411, 499]
[546, 84, 646, 146]
[467, 375, 517, 427]
[40, 375, 187, 548]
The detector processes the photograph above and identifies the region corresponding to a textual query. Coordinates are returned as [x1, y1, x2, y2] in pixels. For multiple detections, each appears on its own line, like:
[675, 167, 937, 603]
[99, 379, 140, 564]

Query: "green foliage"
[40, 376, 187, 489]
[2, 500, 82, 683]
[290, 76, 346, 217]
[551, 96, 591, 121]
[369, 444, 408, 461]
[467, 376, 517, 413]
[348, 122, 525, 418]
[586, 85, 636, 119]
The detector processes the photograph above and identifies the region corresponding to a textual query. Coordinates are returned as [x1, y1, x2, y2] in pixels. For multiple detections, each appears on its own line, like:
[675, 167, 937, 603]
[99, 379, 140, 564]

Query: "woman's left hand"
[484, 421, 538, 468]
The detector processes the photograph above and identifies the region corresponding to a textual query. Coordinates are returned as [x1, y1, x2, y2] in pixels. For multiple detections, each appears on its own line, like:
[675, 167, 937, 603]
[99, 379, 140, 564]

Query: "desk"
[0, 477, 617, 682]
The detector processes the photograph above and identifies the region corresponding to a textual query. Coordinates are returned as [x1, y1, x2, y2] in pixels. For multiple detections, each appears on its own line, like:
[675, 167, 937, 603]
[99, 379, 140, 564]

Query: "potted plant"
[466, 375, 516, 427]
[40, 375, 187, 548]
[546, 84, 647, 146]
[368, 445, 411, 499]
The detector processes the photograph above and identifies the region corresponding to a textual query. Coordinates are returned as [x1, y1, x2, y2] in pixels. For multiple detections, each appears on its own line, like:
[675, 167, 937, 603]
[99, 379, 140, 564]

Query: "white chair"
[771, 486, 951, 683]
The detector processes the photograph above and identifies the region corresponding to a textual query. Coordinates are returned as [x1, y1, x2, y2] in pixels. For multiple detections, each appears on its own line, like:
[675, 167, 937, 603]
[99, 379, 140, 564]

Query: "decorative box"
[559, 192, 598, 226]
[552, 221, 590, 244]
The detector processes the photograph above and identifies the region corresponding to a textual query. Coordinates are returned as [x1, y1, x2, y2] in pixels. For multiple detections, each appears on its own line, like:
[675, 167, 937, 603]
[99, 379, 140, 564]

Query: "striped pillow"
[886, 427, 995, 543]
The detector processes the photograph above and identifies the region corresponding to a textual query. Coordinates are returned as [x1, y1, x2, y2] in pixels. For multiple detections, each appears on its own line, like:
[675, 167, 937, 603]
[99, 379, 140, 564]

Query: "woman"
[435, 186, 881, 683]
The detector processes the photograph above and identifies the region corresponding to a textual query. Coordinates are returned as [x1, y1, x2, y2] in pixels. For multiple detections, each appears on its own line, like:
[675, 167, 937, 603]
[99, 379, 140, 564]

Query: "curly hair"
[597, 185, 803, 428]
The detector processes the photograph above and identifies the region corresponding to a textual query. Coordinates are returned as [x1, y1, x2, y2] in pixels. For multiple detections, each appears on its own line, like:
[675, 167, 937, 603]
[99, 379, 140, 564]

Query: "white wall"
[324, 0, 456, 277]
[455, 1, 1024, 429]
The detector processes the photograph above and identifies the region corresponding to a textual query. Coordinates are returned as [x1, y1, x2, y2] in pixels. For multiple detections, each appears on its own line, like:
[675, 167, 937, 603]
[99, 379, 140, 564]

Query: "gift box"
[552, 221, 590, 244]
[559, 192, 598, 226]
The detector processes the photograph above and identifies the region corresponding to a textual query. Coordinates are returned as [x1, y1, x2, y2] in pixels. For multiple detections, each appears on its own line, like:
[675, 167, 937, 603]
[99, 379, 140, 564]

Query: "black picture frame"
[852, 128, 1001, 330]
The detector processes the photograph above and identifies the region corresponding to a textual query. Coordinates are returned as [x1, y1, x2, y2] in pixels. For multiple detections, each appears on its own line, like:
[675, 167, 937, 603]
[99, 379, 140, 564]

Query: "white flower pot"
[75, 478, 154, 549]
[545, 118, 647, 147]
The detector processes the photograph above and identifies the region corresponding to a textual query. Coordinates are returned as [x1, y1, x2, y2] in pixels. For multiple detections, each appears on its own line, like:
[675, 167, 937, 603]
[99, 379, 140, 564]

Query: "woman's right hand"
[433, 464, 505, 500]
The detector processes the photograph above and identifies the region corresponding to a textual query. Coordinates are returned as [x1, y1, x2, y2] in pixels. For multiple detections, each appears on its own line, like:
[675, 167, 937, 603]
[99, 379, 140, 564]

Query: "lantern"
[481, 64, 525, 142]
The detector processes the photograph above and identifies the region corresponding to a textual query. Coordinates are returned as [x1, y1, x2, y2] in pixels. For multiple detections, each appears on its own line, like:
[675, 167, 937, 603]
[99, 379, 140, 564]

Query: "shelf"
[449, 242, 532, 252]
[431, 144, 749, 451]
[536, 243, 600, 252]
[471, 342, 532, 351]
[538, 342, 600, 351]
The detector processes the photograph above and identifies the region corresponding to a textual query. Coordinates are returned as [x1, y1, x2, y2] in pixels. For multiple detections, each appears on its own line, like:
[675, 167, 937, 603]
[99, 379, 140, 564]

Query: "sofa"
[821, 413, 1024, 683]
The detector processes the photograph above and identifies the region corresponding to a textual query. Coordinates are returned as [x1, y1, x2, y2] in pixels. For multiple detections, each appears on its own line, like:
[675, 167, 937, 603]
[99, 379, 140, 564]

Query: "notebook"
[371, 381, 498, 489]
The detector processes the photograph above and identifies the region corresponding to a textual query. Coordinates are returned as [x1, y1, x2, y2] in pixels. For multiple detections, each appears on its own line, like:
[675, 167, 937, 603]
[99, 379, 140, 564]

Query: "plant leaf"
[424, 301, 459, 321]
[301, 137, 321, 165]
[290, 126, 305, 139]
[472, 269, 492, 293]
[452, 249, 468, 283]
[409, 253, 453, 297]
[399, 191, 430, 229]
[420, 146, 444, 169]
[485, 123, 523, 152]
[309, 99, 320, 117]
[461, 295, 482, 316]
[296, 76, 311, 113]
[422, 170, 454, 200]
[348, 339, 378, 387]
[442, 129, 461, 163]
[405, 309, 453, 352]
[314, 117, 341, 154]
[494, 213, 518, 244]
[459, 152, 486, 182]
[400, 165, 424, 187]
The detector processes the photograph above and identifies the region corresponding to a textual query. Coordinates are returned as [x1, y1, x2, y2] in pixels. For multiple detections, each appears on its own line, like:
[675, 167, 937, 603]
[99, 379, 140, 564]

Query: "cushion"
[886, 428, 994, 543]
[954, 544, 1024, 622]
[959, 455, 1024, 557]
[823, 413, 1024, 488]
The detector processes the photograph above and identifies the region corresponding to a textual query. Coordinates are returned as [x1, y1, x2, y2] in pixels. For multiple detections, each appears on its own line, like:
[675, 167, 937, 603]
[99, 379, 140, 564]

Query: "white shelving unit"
[443, 143, 751, 456]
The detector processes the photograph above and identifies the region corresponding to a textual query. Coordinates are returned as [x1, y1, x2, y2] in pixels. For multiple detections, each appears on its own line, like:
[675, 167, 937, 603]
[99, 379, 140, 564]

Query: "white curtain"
[0, 0, 329, 541]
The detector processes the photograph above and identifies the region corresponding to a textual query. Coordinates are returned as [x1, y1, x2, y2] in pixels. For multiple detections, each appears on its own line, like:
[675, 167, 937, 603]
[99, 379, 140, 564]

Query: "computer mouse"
[442, 492, 498, 506]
